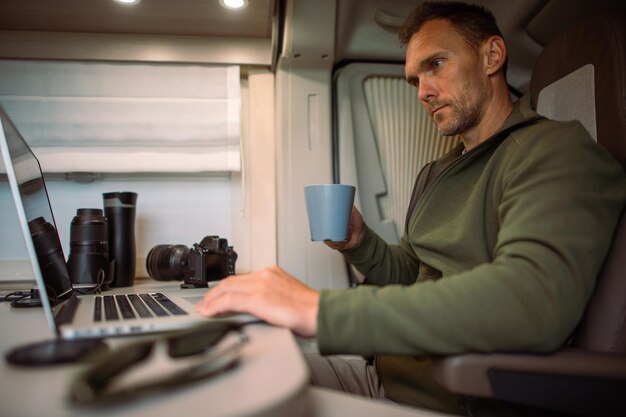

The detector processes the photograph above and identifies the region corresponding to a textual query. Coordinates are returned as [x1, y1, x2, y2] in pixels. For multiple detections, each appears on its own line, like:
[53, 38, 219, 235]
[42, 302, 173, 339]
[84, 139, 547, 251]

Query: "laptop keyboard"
[94, 293, 188, 322]
[127, 294, 152, 318]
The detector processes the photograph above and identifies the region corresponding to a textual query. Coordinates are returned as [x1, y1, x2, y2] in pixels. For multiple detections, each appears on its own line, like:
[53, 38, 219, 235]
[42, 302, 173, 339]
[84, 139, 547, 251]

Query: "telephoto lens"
[28, 217, 74, 301]
[66, 208, 112, 293]
[146, 245, 190, 281]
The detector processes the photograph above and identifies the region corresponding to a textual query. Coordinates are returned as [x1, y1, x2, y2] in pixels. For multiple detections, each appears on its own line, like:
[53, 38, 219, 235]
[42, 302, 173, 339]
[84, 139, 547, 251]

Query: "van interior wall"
[235, 68, 278, 274]
[275, 0, 350, 290]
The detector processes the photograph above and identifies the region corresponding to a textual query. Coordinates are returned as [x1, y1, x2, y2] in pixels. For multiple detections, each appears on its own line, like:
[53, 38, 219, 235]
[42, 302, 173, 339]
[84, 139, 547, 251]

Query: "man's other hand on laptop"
[196, 265, 319, 338]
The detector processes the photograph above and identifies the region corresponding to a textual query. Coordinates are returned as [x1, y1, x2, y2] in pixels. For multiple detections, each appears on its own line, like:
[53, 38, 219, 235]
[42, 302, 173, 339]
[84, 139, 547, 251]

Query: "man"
[198, 1, 626, 415]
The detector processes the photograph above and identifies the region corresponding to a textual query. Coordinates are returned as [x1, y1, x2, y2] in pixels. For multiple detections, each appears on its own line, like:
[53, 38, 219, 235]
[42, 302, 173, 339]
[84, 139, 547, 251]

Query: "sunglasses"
[69, 320, 248, 405]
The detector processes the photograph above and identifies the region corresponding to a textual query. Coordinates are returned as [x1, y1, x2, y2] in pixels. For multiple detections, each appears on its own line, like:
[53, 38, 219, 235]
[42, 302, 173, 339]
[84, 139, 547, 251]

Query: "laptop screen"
[0, 105, 73, 302]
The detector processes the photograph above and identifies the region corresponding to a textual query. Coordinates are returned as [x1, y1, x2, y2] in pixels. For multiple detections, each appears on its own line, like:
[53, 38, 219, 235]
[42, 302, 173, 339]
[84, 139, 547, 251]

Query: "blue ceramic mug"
[304, 184, 356, 241]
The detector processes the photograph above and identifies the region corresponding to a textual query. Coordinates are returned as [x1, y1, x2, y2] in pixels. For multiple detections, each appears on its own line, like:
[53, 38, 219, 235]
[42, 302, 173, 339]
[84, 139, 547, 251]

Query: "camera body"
[184, 236, 237, 287]
[146, 235, 237, 288]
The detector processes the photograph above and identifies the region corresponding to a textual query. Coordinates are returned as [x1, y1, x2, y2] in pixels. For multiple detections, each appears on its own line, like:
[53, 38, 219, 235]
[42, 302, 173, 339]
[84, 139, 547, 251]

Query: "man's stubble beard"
[433, 80, 486, 137]
[433, 74, 487, 136]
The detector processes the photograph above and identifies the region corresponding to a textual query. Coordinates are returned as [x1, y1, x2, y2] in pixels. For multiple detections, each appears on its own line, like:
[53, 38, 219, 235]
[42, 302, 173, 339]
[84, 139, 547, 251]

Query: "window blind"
[0, 60, 241, 173]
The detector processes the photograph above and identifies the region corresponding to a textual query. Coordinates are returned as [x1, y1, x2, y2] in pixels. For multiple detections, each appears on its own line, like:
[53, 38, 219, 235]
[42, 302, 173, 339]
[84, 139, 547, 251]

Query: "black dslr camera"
[146, 236, 237, 288]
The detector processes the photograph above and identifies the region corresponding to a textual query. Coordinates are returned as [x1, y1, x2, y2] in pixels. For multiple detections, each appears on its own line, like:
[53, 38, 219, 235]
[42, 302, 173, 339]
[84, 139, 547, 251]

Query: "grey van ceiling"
[0, 0, 275, 38]
[1, 0, 625, 90]
[0, 0, 277, 66]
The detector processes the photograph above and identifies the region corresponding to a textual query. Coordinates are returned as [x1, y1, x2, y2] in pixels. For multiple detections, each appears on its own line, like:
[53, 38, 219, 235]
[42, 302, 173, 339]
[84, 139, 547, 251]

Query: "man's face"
[405, 19, 488, 137]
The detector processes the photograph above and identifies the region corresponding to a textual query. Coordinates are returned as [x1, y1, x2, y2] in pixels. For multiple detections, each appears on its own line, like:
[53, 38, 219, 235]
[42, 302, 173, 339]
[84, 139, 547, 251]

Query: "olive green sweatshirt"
[316, 95, 626, 408]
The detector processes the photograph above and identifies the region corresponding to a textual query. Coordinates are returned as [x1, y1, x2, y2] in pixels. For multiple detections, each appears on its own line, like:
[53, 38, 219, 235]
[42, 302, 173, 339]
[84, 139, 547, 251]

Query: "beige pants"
[304, 354, 387, 399]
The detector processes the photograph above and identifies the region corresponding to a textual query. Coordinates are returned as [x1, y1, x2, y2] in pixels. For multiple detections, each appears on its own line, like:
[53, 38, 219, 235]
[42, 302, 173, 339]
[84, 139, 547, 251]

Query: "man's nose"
[418, 79, 437, 103]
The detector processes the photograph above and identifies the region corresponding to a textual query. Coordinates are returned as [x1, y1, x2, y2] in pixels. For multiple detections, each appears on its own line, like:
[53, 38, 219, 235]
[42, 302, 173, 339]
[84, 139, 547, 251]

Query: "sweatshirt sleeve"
[317, 121, 626, 357]
[340, 225, 420, 286]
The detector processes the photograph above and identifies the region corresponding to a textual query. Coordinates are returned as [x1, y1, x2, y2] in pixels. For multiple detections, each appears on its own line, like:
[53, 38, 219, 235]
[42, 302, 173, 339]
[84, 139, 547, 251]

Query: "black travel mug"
[103, 192, 137, 287]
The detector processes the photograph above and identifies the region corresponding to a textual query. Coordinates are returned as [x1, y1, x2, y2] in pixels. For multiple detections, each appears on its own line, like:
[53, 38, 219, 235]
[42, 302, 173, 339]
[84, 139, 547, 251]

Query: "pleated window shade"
[363, 76, 460, 238]
[0, 60, 241, 173]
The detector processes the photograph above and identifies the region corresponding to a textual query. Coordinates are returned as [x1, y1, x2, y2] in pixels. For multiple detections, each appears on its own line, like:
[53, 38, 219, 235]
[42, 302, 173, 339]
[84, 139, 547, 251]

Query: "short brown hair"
[398, 1, 507, 74]
[398, 1, 504, 49]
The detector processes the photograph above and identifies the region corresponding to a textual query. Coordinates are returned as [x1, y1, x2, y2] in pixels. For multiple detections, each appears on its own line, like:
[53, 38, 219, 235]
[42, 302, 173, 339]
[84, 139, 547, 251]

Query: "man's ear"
[483, 36, 506, 75]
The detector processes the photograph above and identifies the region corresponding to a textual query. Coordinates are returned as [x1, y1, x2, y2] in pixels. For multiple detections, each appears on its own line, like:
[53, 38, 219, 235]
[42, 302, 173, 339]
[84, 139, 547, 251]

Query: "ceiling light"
[114, 0, 141, 5]
[220, 0, 248, 10]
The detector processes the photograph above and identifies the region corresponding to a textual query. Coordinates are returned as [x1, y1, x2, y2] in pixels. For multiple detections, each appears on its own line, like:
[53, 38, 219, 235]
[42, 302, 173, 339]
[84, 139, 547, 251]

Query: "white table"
[0, 277, 453, 417]
[0, 279, 309, 417]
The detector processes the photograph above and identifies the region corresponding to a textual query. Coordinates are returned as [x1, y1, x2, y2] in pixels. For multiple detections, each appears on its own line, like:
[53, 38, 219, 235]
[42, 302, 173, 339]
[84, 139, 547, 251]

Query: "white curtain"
[0, 60, 241, 172]
[363, 76, 460, 238]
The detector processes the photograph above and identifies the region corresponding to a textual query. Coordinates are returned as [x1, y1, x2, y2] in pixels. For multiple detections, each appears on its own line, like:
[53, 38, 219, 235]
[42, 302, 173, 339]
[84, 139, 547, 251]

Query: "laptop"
[0, 105, 256, 340]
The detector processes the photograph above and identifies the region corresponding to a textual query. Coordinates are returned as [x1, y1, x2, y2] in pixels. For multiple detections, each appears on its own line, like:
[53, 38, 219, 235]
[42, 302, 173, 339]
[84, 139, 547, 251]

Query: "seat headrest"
[530, 11, 626, 169]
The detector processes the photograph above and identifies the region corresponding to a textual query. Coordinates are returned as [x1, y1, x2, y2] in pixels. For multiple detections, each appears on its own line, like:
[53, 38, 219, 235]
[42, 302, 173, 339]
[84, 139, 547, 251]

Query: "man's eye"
[432, 59, 444, 69]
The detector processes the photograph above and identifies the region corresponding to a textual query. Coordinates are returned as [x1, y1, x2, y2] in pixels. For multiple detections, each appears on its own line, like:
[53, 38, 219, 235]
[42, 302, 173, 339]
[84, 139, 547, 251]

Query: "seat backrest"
[530, 11, 626, 353]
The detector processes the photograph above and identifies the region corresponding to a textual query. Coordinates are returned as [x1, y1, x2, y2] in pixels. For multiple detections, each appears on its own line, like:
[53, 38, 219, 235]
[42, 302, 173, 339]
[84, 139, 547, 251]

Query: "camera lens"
[66, 208, 111, 291]
[28, 217, 73, 300]
[29, 217, 64, 258]
[146, 245, 190, 281]
[70, 208, 108, 246]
